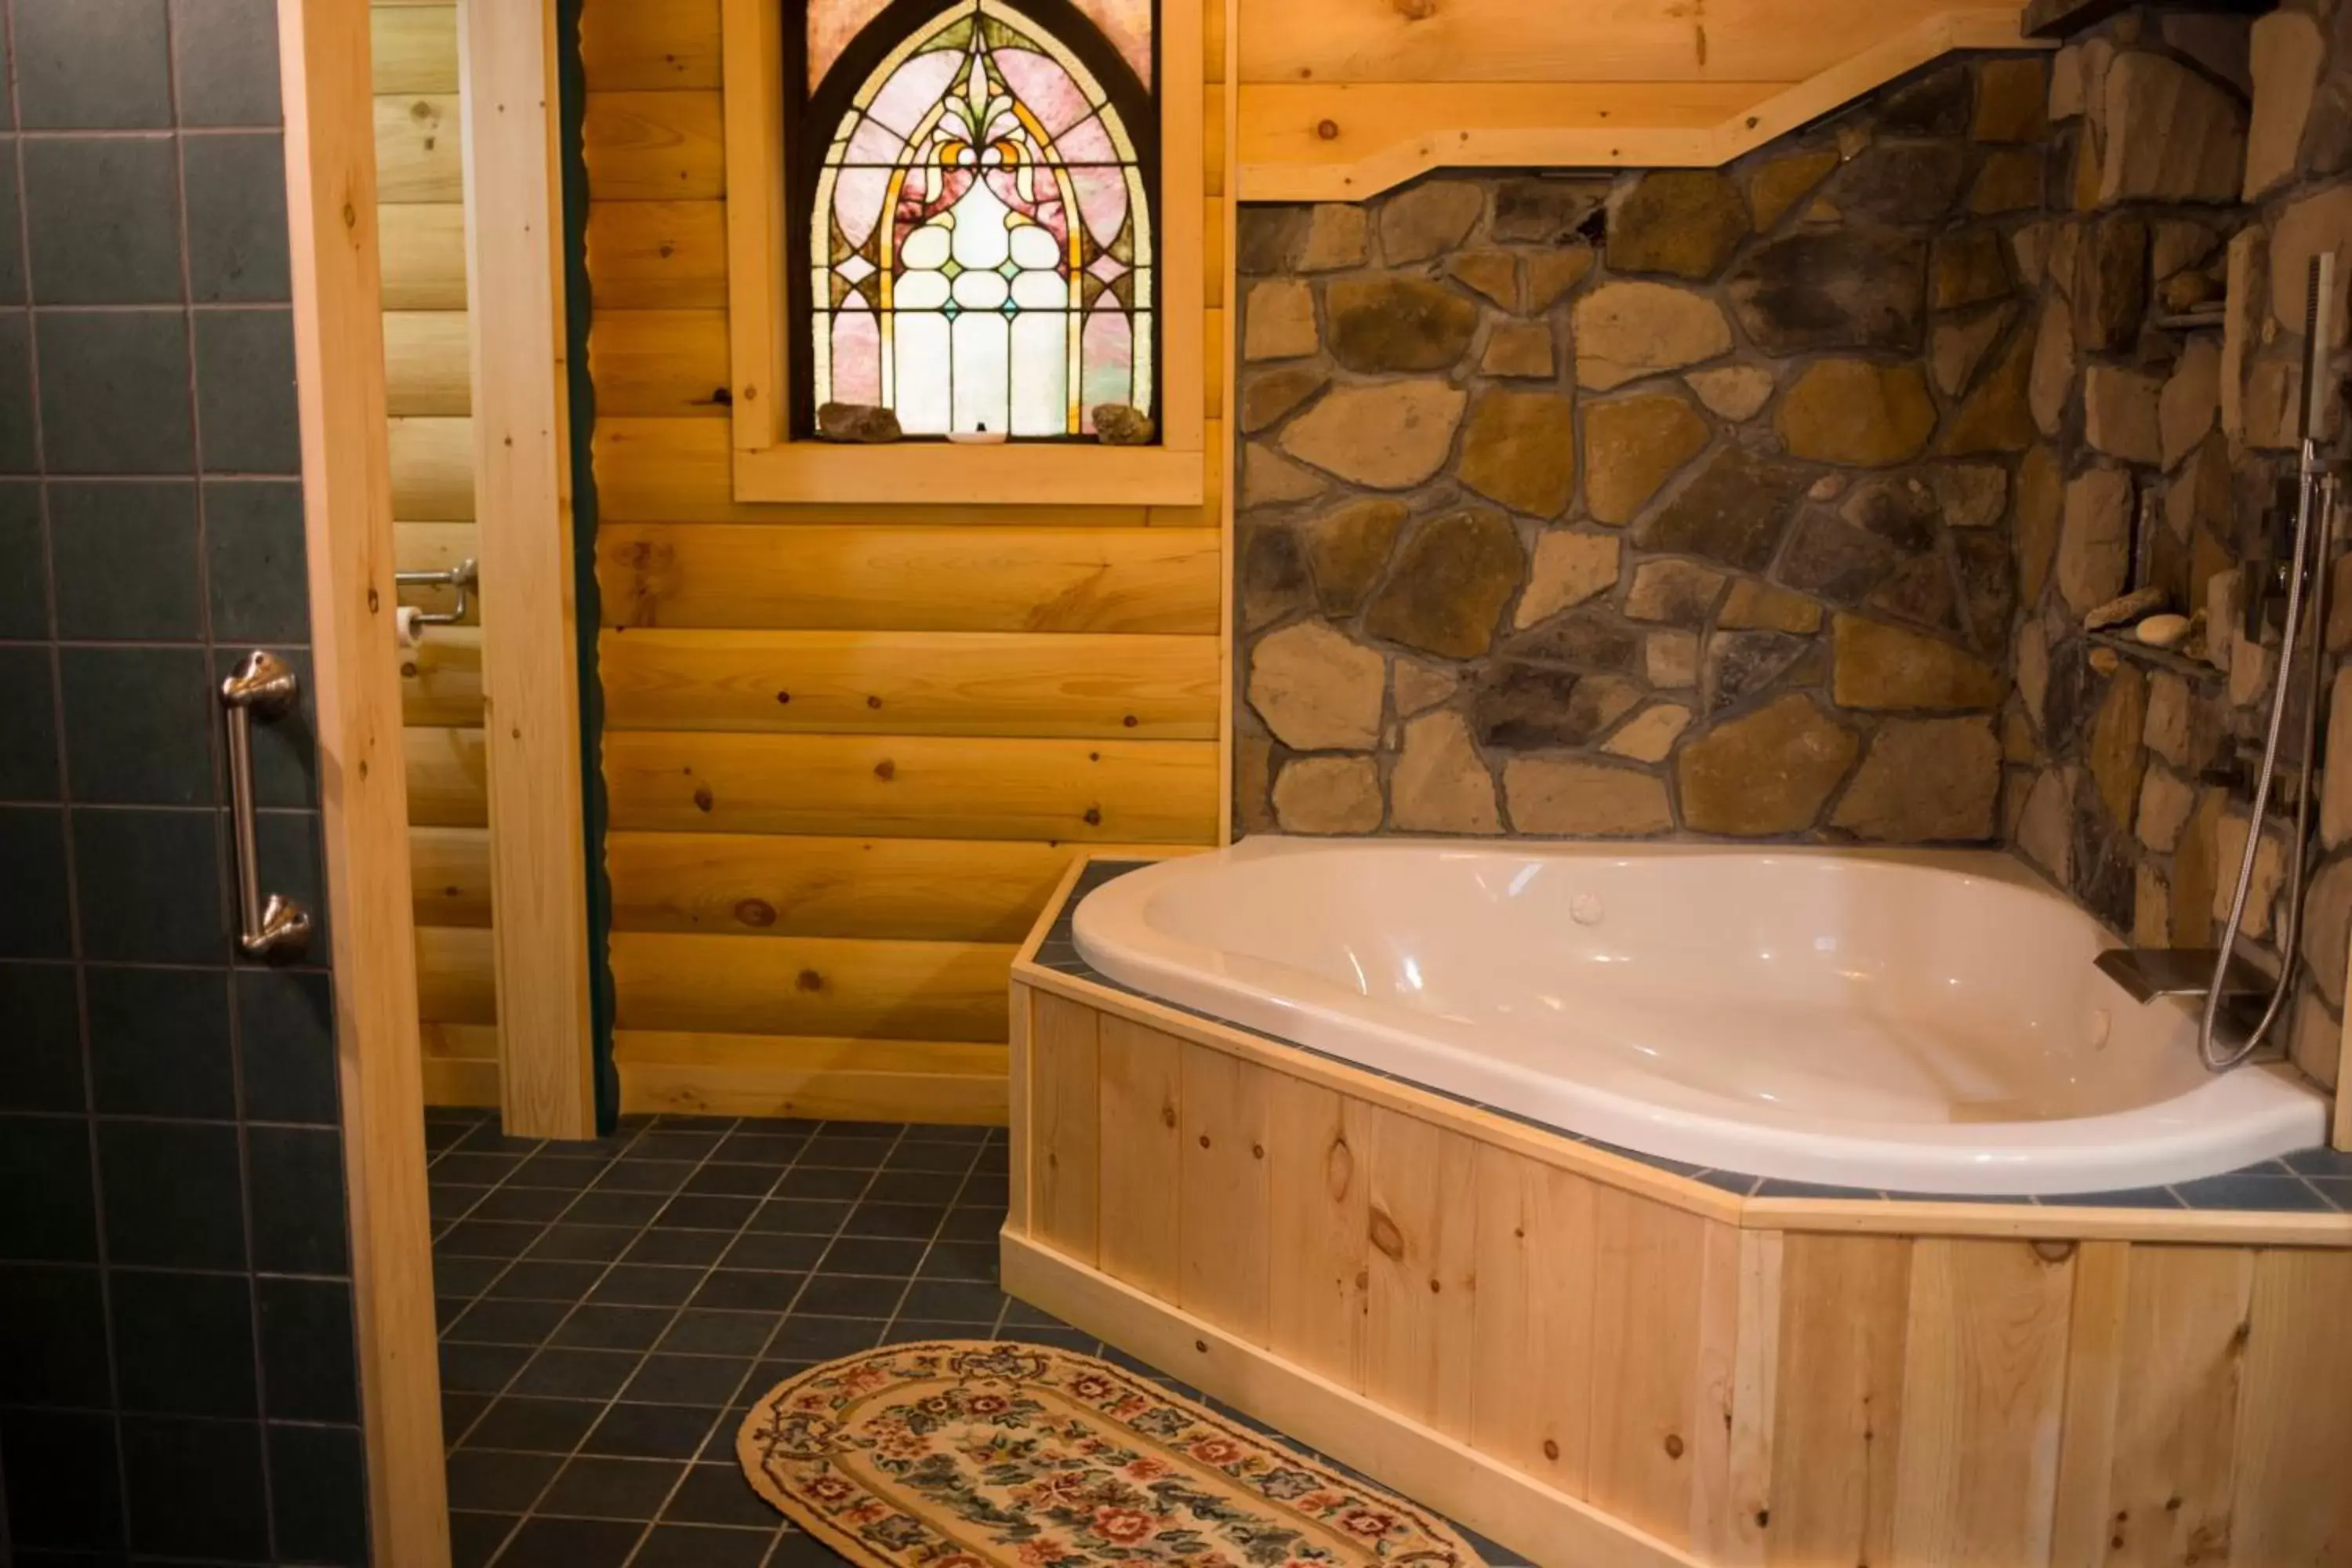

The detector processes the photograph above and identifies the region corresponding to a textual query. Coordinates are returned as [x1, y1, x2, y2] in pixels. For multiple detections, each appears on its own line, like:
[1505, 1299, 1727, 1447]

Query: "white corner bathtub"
[1069, 839, 2330, 1196]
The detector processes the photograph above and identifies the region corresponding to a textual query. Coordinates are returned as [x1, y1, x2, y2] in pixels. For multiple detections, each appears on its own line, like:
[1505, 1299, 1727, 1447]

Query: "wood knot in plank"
[1323, 1137, 1353, 1198]
[691, 782, 715, 813]
[734, 898, 776, 927]
[1367, 1207, 1405, 1261]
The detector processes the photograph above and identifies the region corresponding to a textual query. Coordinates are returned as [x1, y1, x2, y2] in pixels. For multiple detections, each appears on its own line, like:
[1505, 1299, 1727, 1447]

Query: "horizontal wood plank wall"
[578, 0, 1225, 1123]
[1017, 986, 2352, 1568]
[377, 0, 494, 1105]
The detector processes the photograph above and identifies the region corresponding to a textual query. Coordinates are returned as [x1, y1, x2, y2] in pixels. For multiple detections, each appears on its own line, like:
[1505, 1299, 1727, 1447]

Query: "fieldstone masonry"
[1233, 11, 2352, 1098]
[2007, 4, 2352, 1095]
[1234, 56, 2051, 848]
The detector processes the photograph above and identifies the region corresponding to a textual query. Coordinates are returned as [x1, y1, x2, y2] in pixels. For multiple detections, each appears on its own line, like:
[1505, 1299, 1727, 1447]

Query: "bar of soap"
[2136, 613, 2190, 648]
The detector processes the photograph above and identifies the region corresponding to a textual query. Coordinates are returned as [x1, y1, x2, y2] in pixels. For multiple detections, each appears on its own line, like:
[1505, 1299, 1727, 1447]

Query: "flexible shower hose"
[2200, 470, 2333, 1071]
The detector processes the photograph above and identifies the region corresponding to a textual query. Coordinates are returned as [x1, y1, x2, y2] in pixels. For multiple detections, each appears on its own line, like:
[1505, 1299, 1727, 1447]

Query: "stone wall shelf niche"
[2088, 629, 2226, 684]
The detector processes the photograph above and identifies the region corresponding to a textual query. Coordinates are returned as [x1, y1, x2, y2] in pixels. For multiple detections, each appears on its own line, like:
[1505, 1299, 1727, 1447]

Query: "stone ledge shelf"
[2088, 626, 2227, 682]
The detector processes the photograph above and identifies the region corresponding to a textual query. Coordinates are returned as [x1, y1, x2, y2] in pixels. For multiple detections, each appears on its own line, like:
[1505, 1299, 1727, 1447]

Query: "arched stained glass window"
[801, 0, 1156, 440]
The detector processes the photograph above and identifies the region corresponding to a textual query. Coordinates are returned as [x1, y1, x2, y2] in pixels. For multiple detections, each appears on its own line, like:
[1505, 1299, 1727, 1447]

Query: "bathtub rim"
[1011, 848, 2352, 1250]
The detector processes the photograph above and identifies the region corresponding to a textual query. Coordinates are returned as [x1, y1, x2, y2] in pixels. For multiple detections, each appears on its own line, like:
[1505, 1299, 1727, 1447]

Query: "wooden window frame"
[720, 0, 1205, 506]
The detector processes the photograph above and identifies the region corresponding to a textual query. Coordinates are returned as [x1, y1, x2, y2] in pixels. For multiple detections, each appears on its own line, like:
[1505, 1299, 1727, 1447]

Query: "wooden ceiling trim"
[1236, 6, 2048, 201]
[1240, 0, 1970, 85]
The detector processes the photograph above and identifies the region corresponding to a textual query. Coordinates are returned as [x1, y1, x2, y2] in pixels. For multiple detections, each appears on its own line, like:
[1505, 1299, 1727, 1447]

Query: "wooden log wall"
[578, 0, 1229, 1121]
[374, 0, 498, 1108]
[1013, 979, 2352, 1568]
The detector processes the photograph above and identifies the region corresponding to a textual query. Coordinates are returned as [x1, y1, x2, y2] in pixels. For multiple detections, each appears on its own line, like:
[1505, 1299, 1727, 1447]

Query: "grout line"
[456, 1115, 774, 1566]
[877, 1133, 993, 1348]
[0, 0, 145, 1534]
[599, 1122, 925, 1566]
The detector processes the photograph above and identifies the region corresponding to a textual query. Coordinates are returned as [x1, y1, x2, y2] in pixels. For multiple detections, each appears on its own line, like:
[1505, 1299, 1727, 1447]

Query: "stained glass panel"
[811, 0, 1152, 94]
[808, 0, 1154, 439]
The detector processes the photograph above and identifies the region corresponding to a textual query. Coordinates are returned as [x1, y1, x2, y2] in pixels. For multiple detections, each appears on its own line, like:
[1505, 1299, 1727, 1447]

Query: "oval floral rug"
[738, 1341, 1485, 1568]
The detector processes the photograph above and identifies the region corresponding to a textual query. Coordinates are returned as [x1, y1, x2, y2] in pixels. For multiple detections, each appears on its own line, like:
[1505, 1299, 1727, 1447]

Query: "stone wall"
[1231, 56, 2054, 843]
[2013, 5, 2351, 1094]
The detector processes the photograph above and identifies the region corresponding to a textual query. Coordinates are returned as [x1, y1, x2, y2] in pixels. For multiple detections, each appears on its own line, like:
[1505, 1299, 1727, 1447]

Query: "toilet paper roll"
[395, 605, 426, 648]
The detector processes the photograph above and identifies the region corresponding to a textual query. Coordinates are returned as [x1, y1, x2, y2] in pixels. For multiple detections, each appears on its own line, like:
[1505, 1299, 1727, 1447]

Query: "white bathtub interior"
[1069, 840, 2330, 1195]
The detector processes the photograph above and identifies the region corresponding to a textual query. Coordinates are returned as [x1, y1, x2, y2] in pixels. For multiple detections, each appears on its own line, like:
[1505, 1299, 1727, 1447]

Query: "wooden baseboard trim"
[615, 1033, 1010, 1123]
[999, 1231, 1703, 1568]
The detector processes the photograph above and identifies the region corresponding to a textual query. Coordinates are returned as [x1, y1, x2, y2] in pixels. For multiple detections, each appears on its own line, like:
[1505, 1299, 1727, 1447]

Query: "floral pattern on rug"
[738, 1341, 1485, 1568]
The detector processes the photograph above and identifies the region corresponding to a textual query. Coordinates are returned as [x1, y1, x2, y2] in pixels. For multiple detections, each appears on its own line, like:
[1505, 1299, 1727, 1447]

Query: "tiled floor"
[426, 1107, 1531, 1568]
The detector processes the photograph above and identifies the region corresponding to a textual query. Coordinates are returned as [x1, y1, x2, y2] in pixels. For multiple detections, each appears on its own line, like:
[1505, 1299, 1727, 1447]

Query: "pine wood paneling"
[603, 831, 1167, 943]
[410, 825, 491, 927]
[579, 0, 722, 89]
[1007, 953, 2352, 1568]
[2228, 1250, 2352, 1566]
[1261, 1072, 1367, 1391]
[583, 91, 725, 200]
[1889, 1239, 2075, 1566]
[1351, 1099, 1479, 1441]
[399, 625, 481, 724]
[1470, 1145, 1599, 1495]
[405, 724, 488, 827]
[416, 924, 495, 1024]
[1585, 1187, 1722, 1547]
[383, 310, 470, 416]
[603, 731, 1218, 842]
[578, 0, 1227, 1123]
[376, 93, 460, 202]
[596, 523, 1221, 633]
[2106, 1247, 2253, 1568]
[1232, 8, 2047, 200]
[389, 416, 474, 520]
[1095, 1016, 1185, 1298]
[609, 931, 1017, 1042]
[1241, 0, 1984, 83]
[1766, 1234, 1911, 1568]
[376, 3, 481, 1117]
[598, 630, 1220, 738]
[285, 3, 452, 1542]
[615, 1030, 1009, 1123]
[1006, 954, 2352, 1568]
[379, 203, 468, 309]
[372, 4, 457, 96]
[1178, 1047, 1272, 1341]
[588, 309, 731, 416]
[1029, 991, 1103, 1263]
[584, 200, 729, 308]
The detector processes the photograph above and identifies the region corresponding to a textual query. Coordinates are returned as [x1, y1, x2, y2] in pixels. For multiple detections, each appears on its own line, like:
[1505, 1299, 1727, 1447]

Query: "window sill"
[731, 440, 1206, 507]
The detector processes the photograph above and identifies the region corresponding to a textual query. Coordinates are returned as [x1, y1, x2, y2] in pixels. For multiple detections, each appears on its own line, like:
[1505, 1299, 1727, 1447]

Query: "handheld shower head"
[2303, 251, 2336, 450]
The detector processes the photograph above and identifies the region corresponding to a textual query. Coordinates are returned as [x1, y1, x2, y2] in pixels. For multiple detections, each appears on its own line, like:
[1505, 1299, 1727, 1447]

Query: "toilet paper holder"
[395, 557, 478, 628]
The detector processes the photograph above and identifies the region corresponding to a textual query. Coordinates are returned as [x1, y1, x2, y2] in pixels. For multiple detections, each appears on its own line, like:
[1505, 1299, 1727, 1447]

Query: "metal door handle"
[220, 651, 314, 960]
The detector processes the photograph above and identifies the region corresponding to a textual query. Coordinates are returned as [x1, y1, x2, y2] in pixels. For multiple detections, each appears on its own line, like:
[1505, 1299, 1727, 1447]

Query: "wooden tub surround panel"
[1003, 862, 2352, 1568]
